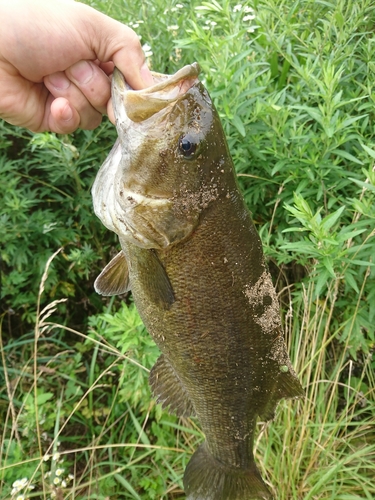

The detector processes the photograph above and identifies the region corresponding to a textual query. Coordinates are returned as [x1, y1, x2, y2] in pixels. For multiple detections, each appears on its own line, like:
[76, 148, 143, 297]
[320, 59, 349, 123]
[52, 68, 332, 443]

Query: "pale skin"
[0, 0, 154, 133]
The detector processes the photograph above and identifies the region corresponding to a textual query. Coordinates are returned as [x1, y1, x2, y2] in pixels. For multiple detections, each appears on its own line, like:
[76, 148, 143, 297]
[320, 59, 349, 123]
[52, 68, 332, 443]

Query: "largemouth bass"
[92, 63, 303, 500]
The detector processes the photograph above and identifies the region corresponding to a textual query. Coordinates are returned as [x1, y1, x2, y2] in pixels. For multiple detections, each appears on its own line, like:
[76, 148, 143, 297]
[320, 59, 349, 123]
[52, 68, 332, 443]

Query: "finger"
[98, 61, 114, 76]
[113, 37, 154, 90]
[48, 97, 81, 134]
[107, 97, 115, 125]
[65, 60, 111, 114]
[83, 7, 154, 89]
[44, 67, 103, 130]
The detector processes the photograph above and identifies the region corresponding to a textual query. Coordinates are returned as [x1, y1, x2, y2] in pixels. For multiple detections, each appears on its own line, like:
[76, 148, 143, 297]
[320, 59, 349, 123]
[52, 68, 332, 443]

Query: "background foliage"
[1, 0, 374, 499]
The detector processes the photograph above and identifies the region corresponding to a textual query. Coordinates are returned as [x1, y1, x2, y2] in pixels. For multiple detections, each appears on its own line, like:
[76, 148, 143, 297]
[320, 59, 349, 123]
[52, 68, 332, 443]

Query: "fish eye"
[178, 135, 198, 158]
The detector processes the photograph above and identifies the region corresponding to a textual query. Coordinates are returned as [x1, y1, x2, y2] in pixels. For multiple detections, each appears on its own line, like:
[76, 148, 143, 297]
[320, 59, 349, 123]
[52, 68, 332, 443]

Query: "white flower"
[243, 14, 256, 21]
[167, 25, 179, 31]
[61, 480, 67, 488]
[12, 478, 28, 489]
[43, 454, 50, 461]
[132, 23, 139, 29]
[233, 4, 242, 12]
[53, 477, 61, 485]
[52, 452, 60, 461]
[16, 495, 25, 500]
[142, 43, 153, 58]
[176, 3, 184, 7]
[55, 468, 64, 476]
[12, 478, 28, 494]
[210, 21, 217, 26]
[244, 6, 255, 13]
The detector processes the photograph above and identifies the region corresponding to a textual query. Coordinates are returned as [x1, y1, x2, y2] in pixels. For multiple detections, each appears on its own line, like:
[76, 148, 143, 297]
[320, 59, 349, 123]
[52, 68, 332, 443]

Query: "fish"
[92, 62, 304, 500]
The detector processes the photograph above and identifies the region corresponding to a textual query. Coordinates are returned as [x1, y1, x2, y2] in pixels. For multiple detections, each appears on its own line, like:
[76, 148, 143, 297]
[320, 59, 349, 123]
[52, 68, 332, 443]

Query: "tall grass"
[1, 0, 374, 498]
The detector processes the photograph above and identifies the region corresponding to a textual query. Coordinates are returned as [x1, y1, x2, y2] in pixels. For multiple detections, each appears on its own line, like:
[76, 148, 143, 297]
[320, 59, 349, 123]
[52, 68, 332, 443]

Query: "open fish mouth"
[112, 63, 201, 124]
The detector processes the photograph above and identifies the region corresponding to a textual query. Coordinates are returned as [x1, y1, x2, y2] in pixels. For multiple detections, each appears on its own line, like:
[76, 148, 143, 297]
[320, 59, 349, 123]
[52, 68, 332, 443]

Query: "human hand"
[0, 0, 153, 133]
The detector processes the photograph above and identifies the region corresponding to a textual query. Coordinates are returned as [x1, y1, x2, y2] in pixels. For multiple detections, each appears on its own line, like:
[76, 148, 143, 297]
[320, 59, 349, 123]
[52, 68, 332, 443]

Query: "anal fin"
[94, 251, 130, 296]
[149, 354, 195, 417]
[260, 364, 304, 422]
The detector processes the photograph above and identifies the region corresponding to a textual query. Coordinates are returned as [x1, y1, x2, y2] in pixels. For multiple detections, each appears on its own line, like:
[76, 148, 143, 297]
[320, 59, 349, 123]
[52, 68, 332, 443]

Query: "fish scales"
[92, 63, 303, 500]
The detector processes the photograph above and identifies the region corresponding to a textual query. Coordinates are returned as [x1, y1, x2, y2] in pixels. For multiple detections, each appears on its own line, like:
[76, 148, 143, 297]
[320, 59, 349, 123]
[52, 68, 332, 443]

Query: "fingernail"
[140, 62, 154, 87]
[61, 103, 73, 122]
[69, 60, 94, 84]
[48, 72, 70, 90]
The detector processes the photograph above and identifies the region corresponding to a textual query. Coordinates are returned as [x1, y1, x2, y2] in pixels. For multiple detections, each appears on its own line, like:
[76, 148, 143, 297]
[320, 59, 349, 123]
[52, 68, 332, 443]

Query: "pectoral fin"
[150, 354, 195, 417]
[94, 251, 130, 296]
[134, 248, 175, 309]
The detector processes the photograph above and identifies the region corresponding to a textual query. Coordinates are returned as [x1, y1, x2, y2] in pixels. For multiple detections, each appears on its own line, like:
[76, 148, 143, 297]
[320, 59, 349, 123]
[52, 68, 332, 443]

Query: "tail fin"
[184, 442, 273, 500]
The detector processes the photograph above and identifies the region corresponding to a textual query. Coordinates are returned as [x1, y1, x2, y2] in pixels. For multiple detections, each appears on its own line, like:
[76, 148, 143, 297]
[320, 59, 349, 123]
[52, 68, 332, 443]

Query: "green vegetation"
[1, 0, 374, 498]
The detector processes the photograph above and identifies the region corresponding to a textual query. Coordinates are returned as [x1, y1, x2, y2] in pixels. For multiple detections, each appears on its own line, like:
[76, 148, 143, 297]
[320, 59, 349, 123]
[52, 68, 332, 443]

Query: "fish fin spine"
[184, 442, 273, 500]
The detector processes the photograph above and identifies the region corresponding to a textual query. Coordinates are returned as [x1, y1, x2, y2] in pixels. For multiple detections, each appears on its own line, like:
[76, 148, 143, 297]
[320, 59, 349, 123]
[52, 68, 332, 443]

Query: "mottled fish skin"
[92, 64, 303, 500]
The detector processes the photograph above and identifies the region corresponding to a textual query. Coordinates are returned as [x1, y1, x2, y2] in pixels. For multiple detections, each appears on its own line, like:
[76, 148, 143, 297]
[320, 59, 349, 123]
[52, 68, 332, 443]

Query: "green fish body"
[92, 63, 303, 500]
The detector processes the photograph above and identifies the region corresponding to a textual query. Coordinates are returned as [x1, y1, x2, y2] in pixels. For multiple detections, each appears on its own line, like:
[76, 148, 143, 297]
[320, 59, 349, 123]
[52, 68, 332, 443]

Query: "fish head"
[93, 63, 229, 249]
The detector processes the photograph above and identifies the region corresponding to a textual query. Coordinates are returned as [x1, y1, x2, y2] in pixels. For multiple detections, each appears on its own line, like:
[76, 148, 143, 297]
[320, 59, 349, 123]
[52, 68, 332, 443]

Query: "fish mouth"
[112, 63, 201, 124]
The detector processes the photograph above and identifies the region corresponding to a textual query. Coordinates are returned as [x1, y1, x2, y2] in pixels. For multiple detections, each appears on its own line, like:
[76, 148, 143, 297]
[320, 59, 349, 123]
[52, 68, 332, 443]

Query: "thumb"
[83, 5, 154, 89]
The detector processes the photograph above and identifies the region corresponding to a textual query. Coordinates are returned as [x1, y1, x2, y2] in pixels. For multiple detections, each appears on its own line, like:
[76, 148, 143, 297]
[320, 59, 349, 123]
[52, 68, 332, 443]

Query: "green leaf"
[321, 205, 346, 232]
[337, 228, 367, 242]
[349, 178, 375, 192]
[331, 149, 363, 165]
[360, 142, 375, 159]
[338, 114, 368, 131]
[315, 268, 331, 297]
[232, 115, 246, 137]
[322, 257, 336, 277]
[344, 271, 360, 293]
